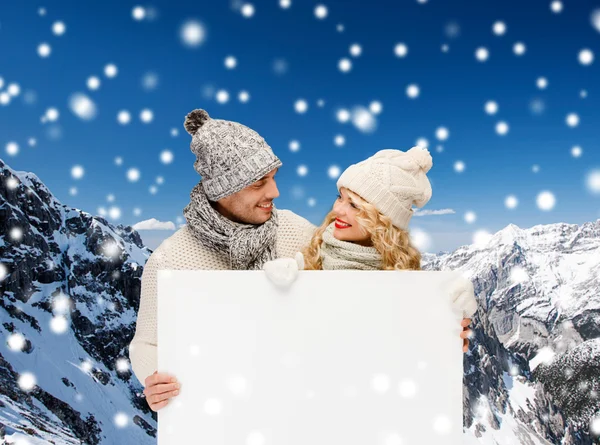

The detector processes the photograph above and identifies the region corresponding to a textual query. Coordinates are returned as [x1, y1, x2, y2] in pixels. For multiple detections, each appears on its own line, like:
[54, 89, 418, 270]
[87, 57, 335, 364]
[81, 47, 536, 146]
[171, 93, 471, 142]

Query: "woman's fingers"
[463, 339, 469, 352]
[461, 318, 471, 328]
[460, 329, 472, 340]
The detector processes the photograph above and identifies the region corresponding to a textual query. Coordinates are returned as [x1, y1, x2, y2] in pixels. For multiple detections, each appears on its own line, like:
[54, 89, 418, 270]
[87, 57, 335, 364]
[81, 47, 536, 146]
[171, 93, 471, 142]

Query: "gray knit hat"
[336, 147, 433, 230]
[184, 109, 282, 201]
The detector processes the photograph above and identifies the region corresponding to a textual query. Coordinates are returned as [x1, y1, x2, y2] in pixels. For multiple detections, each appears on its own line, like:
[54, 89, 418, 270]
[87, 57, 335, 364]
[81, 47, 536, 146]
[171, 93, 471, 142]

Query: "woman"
[265, 146, 476, 350]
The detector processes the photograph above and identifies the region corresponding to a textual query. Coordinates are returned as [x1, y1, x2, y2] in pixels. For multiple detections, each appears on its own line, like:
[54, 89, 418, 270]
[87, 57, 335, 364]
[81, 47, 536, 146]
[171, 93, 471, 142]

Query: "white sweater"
[128, 209, 316, 386]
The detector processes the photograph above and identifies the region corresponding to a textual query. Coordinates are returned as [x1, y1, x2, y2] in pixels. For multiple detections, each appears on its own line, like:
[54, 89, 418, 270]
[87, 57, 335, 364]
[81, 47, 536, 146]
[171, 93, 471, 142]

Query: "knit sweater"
[129, 209, 316, 386]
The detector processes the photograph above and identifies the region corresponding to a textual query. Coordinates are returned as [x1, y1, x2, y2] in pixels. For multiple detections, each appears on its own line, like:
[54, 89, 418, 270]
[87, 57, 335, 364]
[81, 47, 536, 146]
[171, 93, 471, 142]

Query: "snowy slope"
[1, 159, 156, 444]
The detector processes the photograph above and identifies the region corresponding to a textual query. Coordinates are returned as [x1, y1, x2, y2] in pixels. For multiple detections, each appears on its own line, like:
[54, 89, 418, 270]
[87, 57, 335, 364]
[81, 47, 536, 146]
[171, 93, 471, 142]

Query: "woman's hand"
[143, 371, 180, 411]
[460, 318, 473, 353]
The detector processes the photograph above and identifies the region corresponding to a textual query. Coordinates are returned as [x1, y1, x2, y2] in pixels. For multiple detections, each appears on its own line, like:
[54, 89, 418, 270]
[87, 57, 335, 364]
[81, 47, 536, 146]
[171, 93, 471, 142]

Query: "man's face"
[214, 168, 280, 225]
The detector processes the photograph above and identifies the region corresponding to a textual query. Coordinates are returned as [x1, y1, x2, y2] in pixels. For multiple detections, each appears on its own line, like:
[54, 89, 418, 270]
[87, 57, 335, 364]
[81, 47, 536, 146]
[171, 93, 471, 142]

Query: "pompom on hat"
[336, 146, 433, 230]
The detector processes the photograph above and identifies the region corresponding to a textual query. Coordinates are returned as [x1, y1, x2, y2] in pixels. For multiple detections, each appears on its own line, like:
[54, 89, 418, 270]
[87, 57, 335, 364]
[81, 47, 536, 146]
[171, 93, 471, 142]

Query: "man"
[129, 109, 473, 412]
[129, 109, 316, 410]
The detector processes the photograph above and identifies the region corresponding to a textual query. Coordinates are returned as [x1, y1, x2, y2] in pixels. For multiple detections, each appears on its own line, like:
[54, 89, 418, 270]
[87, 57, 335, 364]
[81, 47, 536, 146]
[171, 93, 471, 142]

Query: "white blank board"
[158, 270, 465, 445]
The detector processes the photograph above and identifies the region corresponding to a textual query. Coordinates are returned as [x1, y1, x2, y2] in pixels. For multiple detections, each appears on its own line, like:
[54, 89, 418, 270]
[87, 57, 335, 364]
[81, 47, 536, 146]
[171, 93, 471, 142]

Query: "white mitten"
[448, 276, 478, 318]
[263, 255, 301, 287]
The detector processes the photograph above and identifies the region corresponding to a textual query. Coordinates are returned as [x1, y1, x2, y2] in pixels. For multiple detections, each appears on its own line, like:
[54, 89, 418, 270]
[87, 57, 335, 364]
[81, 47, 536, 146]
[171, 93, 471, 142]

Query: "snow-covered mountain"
[423, 220, 600, 444]
[0, 159, 155, 444]
[1, 157, 599, 444]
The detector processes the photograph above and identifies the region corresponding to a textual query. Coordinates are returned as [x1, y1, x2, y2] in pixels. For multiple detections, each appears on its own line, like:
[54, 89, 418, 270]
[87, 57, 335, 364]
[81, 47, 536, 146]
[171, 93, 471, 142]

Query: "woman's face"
[332, 188, 372, 246]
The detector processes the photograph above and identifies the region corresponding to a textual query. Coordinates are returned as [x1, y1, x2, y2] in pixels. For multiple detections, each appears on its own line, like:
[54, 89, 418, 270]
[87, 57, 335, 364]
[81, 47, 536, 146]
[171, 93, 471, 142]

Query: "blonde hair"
[303, 189, 422, 271]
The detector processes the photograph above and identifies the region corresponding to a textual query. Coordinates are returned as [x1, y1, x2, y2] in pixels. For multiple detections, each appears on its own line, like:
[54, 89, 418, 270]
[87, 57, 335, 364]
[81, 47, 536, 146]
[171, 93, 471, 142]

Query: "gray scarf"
[183, 182, 279, 270]
[320, 223, 382, 270]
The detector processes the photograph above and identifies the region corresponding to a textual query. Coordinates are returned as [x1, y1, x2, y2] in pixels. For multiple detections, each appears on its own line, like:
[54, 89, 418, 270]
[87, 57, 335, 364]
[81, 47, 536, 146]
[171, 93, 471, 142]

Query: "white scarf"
[320, 223, 382, 270]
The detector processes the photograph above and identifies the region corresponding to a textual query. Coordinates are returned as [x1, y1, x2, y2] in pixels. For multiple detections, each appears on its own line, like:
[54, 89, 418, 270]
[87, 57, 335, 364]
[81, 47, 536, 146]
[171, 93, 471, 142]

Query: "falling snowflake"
[50, 315, 69, 334]
[406, 84, 420, 98]
[18, 372, 37, 392]
[485, 100, 498, 115]
[238, 90, 250, 103]
[289, 140, 300, 152]
[510, 266, 529, 284]
[314, 4, 328, 19]
[565, 112, 579, 127]
[224, 56, 237, 69]
[351, 107, 377, 133]
[216, 90, 230, 104]
[410, 228, 432, 251]
[454, 161, 465, 173]
[140, 108, 154, 123]
[475, 47, 489, 62]
[127, 168, 141, 182]
[586, 170, 600, 194]
[464, 211, 477, 224]
[513, 42, 526, 56]
[294, 99, 308, 114]
[114, 412, 129, 428]
[104, 63, 118, 78]
[115, 110, 131, 125]
[496, 121, 509, 135]
[38, 43, 52, 58]
[204, 398, 223, 415]
[69, 93, 97, 120]
[160, 150, 174, 164]
[327, 165, 341, 179]
[394, 43, 408, 57]
[334, 134, 345, 146]
[369, 101, 382, 114]
[371, 373, 391, 393]
[492, 21, 506, 35]
[436, 127, 449, 141]
[571, 146, 582, 158]
[536, 77, 548, 89]
[52, 21, 66, 36]
[71, 165, 85, 179]
[180, 20, 206, 47]
[241, 3, 255, 18]
[296, 165, 308, 177]
[578, 49, 594, 66]
[338, 58, 352, 73]
[550, 1, 563, 13]
[349, 43, 362, 57]
[504, 195, 518, 209]
[8, 332, 26, 351]
[6, 141, 19, 156]
[116, 358, 130, 372]
[336, 108, 351, 123]
[87, 76, 101, 90]
[132, 6, 146, 21]
[10, 227, 23, 241]
[536, 191, 556, 210]
[398, 379, 418, 398]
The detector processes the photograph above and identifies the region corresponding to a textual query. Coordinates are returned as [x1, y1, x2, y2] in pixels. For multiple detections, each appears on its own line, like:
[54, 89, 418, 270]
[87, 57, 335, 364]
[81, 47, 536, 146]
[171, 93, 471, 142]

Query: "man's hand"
[460, 318, 473, 353]
[143, 371, 180, 411]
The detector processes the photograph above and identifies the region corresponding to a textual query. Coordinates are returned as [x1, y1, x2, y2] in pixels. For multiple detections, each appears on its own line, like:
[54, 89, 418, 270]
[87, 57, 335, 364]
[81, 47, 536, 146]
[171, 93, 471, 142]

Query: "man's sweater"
[129, 209, 316, 385]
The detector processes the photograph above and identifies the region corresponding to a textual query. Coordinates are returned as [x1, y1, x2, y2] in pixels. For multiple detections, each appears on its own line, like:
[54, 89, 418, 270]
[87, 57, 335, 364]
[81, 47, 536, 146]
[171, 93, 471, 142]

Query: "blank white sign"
[157, 270, 464, 445]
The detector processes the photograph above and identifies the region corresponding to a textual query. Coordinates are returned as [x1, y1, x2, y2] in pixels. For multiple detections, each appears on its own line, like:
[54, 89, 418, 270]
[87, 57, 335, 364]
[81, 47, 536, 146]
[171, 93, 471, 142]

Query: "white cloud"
[413, 208, 455, 216]
[132, 218, 176, 231]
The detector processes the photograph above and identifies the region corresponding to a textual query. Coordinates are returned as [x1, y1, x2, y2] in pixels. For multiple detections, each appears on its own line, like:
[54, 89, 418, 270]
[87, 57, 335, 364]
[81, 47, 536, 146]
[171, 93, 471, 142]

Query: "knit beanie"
[336, 147, 433, 230]
[184, 109, 282, 201]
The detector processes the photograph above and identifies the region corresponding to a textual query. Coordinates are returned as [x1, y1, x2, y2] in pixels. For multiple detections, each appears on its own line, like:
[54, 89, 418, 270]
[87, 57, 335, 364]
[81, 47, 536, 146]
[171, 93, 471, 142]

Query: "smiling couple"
[129, 108, 477, 412]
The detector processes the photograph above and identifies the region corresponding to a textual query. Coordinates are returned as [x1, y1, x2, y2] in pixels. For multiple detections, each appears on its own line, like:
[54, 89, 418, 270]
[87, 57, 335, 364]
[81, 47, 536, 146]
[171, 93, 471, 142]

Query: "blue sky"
[1, 0, 599, 252]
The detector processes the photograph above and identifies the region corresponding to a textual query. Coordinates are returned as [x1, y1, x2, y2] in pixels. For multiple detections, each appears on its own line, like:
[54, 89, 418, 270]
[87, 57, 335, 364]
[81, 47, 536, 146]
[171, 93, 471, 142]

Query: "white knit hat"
[336, 147, 433, 230]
